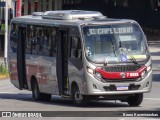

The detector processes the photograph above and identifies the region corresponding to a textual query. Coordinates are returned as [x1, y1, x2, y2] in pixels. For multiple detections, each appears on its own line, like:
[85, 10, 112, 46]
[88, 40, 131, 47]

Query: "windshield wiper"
[128, 54, 138, 64]
[121, 49, 138, 64]
[110, 38, 117, 57]
[104, 58, 108, 66]
[119, 41, 138, 64]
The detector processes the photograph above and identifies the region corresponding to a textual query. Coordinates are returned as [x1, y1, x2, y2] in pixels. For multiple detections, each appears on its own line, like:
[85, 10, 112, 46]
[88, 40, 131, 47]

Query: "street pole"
[12, 0, 15, 18]
[16, 0, 21, 17]
[4, 0, 8, 67]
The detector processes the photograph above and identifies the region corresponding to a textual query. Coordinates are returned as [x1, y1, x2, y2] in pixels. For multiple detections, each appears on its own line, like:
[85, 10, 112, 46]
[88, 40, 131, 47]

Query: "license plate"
[117, 86, 128, 91]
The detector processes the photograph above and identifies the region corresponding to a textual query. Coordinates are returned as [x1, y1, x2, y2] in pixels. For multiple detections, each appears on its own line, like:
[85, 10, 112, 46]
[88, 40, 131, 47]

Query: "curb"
[0, 74, 9, 80]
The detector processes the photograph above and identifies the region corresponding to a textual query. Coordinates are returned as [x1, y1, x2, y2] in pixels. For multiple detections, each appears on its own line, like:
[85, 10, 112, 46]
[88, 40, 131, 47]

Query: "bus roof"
[11, 10, 136, 27]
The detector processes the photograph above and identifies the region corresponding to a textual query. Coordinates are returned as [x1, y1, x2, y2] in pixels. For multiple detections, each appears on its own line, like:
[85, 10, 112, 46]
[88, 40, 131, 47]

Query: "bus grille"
[102, 65, 142, 72]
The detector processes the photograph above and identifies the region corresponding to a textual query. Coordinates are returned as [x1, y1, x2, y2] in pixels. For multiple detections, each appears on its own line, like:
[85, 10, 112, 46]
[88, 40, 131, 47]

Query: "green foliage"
[0, 64, 8, 75]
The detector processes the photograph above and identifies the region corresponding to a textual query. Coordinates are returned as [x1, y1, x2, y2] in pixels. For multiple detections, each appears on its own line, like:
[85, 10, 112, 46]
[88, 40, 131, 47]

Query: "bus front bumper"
[81, 70, 152, 96]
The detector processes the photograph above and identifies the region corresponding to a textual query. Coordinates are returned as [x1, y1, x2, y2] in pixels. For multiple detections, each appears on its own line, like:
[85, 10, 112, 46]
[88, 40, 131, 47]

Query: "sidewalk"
[0, 57, 4, 65]
[0, 49, 4, 64]
[148, 43, 160, 71]
[0, 57, 9, 80]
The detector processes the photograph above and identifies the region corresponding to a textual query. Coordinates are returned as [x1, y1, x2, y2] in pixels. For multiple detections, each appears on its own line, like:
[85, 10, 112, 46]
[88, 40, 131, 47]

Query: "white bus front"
[78, 22, 152, 106]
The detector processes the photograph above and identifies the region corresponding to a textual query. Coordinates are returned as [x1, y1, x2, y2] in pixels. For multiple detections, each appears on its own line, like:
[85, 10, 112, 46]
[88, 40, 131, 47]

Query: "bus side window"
[49, 29, 57, 57]
[70, 36, 81, 59]
[43, 27, 50, 56]
[10, 23, 18, 53]
[31, 26, 44, 55]
[26, 26, 33, 54]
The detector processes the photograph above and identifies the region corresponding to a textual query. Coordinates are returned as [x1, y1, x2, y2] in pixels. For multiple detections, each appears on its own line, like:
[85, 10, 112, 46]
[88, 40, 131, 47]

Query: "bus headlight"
[87, 67, 94, 74]
[87, 67, 102, 81]
[147, 65, 151, 72]
[95, 72, 102, 80]
[141, 70, 146, 78]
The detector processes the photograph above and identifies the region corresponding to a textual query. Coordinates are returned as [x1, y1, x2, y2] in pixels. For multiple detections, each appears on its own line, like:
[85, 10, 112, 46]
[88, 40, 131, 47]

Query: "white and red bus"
[8, 10, 152, 106]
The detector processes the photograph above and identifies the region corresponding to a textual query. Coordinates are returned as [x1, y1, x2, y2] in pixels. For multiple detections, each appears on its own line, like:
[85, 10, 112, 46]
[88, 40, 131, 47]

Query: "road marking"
[144, 98, 160, 101]
[0, 92, 16, 94]
[0, 92, 31, 94]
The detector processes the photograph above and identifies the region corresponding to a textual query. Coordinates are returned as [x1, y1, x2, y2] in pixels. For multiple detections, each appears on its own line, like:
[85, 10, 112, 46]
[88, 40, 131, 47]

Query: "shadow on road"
[0, 93, 132, 108]
[52, 97, 130, 108]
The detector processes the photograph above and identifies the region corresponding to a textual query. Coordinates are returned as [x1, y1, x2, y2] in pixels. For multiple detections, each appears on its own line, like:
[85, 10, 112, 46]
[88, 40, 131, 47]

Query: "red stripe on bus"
[95, 66, 147, 79]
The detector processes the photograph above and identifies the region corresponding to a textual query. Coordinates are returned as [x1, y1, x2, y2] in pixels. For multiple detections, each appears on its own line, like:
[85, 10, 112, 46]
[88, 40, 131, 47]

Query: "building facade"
[21, 0, 62, 16]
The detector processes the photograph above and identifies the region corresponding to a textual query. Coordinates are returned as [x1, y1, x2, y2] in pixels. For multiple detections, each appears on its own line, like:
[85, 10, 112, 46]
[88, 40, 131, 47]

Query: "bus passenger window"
[70, 36, 81, 59]
[26, 27, 33, 54]
[49, 29, 57, 57]
[43, 28, 50, 56]
[10, 24, 18, 53]
[42, 27, 58, 57]
[31, 27, 44, 55]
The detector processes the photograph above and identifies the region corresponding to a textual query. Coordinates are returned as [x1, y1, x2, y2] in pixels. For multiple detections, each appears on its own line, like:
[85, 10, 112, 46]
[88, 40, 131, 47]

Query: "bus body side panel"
[9, 53, 20, 89]
[25, 55, 58, 94]
[68, 60, 86, 94]
[68, 26, 87, 95]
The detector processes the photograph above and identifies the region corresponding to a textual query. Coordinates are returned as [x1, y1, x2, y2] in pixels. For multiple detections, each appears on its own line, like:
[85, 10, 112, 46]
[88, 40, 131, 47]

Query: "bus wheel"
[32, 81, 51, 101]
[127, 93, 143, 106]
[32, 81, 42, 101]
[72, 85, 87, 106]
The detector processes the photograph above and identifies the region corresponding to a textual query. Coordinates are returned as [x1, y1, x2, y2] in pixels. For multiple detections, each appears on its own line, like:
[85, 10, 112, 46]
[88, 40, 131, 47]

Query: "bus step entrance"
[61, 94, 70, 98]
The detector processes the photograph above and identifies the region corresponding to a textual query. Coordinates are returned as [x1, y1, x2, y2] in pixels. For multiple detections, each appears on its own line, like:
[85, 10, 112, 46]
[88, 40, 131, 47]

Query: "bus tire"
[32, 81, 43, 101]
[72, 85, 87, 106]
[127, 93, 143, 106]
[32, 81, 52, 101]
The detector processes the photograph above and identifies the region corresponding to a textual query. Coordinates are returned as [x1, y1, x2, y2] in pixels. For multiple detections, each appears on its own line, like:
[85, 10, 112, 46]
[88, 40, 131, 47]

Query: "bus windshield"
[82, 23, 149, 64]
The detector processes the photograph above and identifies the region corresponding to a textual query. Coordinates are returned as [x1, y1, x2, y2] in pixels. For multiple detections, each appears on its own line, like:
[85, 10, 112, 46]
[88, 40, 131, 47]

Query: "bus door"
[56, 29, 69, 95]
[17, 25, 28, 89]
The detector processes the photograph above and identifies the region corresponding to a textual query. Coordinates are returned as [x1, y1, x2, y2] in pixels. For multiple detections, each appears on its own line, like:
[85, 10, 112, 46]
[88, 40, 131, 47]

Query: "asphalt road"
[0, 39, 160, 120]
